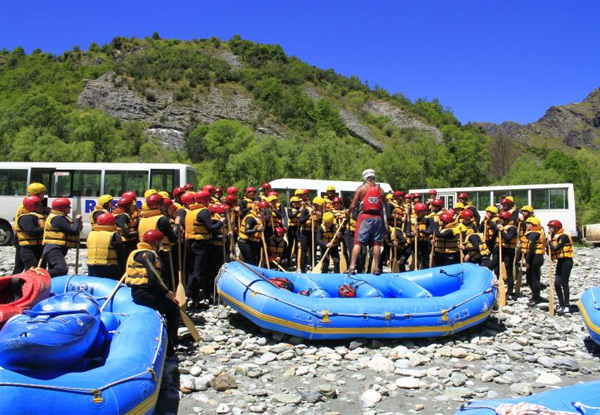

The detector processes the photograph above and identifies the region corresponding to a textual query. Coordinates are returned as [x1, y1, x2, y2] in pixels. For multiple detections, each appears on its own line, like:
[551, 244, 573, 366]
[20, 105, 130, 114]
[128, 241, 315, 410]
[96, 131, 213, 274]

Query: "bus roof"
[269, 178, 392, 193]
[410, 183, 574, 193]
[0, 162, 194, 170]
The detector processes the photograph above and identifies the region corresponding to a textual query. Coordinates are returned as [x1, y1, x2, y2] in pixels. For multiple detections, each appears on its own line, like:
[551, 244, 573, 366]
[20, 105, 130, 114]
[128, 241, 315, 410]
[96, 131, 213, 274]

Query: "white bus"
[269, 178, 393, 207]
[0, 162, 198, 245]
[409, 183, 578, 237]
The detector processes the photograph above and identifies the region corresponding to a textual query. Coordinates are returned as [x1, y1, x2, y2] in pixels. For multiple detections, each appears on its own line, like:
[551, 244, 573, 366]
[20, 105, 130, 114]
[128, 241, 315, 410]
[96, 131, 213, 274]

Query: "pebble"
[40, 246, 598, 415]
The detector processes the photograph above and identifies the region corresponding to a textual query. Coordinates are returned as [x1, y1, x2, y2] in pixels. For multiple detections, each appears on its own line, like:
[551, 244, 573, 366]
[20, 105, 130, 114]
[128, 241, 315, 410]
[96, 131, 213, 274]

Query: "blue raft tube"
[0, 275, 167, 415]
[579, 286, 600, 346]
[216, 261, 496, 340]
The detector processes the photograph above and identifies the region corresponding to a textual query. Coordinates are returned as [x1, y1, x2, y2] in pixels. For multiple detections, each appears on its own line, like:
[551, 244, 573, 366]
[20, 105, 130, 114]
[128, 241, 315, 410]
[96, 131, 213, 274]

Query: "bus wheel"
[0, 222, 14, 246]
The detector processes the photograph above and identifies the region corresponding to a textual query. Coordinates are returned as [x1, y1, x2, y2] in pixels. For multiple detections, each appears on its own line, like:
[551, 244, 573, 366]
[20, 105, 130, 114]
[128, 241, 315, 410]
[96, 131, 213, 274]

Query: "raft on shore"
[0, 268, 51, 327]
[580, 286, 600, 346]
[216, 262, 496, 340]
[0, 275, 167, 415]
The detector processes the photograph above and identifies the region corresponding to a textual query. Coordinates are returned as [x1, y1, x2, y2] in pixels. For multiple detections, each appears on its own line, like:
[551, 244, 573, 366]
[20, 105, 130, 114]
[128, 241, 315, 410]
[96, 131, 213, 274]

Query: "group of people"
[11, 169, 575, 348]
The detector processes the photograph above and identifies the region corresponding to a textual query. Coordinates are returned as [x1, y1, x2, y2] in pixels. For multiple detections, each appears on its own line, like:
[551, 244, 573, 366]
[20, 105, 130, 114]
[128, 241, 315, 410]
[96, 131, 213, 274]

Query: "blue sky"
[2, 1, 599, 124]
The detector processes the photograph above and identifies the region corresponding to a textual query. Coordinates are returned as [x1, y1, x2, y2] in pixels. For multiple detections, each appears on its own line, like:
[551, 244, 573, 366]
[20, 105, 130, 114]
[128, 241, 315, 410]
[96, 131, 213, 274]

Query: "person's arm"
[316, 226, 327, 247]
[463, 234, 479, 253]
[52, 215, 81, 235]
[244, 216, 261, 236]
[197, 210, 224, 233]
[158, 216, 179, 243]
[347, 185, 365, 217]
[526, 232, 539, 263]
[396, 229, 407, 245]
[298, 208, 310, 225]
[113, 233, 126, 274]
[470, 206, 481, 225]
[115, 214, 137, 239]
[503, 226, 517, 242]
[19, 215, 44, 237]
[136, 251, 169, 295]
[549, 234, 569, 252]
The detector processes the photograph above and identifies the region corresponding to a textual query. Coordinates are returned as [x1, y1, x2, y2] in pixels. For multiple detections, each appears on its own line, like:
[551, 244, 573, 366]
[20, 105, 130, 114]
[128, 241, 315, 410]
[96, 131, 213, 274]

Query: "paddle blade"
[180, 310, 200, 341]
[176, 282, 186, 310]
[340, 250, 348, 273]
[498, 269, 507, 308]
[392, 259, 399, 273]
[311, 262, 323, 274]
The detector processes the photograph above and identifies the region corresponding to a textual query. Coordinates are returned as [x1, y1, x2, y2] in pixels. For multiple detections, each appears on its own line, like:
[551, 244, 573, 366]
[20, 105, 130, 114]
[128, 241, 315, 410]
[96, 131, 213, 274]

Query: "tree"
[490, 133, 521, 180]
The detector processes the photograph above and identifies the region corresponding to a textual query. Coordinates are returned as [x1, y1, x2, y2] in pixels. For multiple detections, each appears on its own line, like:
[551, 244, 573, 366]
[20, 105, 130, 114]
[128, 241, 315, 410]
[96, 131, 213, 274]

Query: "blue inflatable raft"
[0, 276, 168, 415]
[456, 379, 600, 414]
[216, 261, 496, 340]
[580, 286, 600, 347]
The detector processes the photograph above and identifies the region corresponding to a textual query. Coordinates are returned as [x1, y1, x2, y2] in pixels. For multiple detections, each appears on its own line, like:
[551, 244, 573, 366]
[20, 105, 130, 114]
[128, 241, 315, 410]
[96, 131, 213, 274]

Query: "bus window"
[51, 171, 72, 197]
[0, 169, 27, 196]
[531, 189, 548, 209]
[105, 170, 148, 197]
[186, 167, 197, 188]
[31, 169, 53, 191]
[549, 188, 568, 209]
[495, 190, 527, 208]
[150, 170, 175, 192]
[73, 171, 101, 197]
[473, 191, 491, 210]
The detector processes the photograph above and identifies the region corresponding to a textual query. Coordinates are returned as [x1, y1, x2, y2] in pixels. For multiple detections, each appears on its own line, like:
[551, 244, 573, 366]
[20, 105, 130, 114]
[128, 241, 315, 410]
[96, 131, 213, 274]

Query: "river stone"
[368, 356, 395, 373]
[535, 373, 562, 385]
[510, 383, 533, 396]
[361, 389, 382, 406]
[395, 377, 427, 389]
[211, 373, 237, 391]
[272, 393, 302, 405]
[444, 387, 475, 398]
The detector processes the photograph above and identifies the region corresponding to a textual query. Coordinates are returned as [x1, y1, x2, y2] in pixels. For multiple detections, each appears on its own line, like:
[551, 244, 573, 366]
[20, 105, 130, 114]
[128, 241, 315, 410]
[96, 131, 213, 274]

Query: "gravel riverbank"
[2, 247, 599, 415]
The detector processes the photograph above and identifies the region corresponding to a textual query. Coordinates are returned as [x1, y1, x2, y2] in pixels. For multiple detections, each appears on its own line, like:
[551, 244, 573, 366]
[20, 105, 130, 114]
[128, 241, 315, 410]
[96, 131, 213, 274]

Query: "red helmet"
[501, 197, 512, 205]
[301, 189, 309, 195]
[498, 211, 512, 220]
[122, 191, 137, 200]
[209, 204, 219, 214]
[218, 204, 229, 214]
[225, 195, 238, 205]
[440, 211, 454, 223]
[274, 227, 285, 236]
[203, 185, 215, 192]
[458, 192, 469, 200]
[412, 193, 421, 199]
[414, 202, 427, 212]
[180, 193, 196, 205]
[430, 199, 443, 208]
[261, 182, 272, 191]
[246, 186, 256, 194]
[23, 196, 41, 212]
[195, 191, 211, 203]
[268, 191, 279, 197]
[258, 201, 270, 210]
[146, 193, 164, 209]
[547, 220, 562, 229]
[215, 186, 223, 193]
[460, 209, 474, 219]
[332, 196, 343, 205]
[183, 183, 194, 191]
[393, 190, 404, 198]
[163, 197, 174, 207]
[143, 229, 164, 244]
[52, 198, 71, 212]
[404, 193, 412, 200]
[117, 197, 133, 208]
[96, 212, 115, 226]
[226, 186, 238, 195]
[429, 189, 437, 195]
[172, 187, 185, 197]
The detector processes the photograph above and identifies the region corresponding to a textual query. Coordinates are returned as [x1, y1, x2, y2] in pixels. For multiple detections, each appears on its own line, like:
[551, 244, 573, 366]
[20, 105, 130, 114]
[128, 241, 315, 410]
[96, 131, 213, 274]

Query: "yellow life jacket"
[348, 213, 357, 232]
[90, 206, 108, 225]
[435, 223, 459, 254]
[389, 201, 404, 221]
[319, 224, 339, 247]
[524, 228, 546, 255]
[300, 208, 315, 232]
[412, 216, 428, 241]
[552, 230, 574, 259]
[501, 224, 518, 250]
[139, 209, 172, 250]
[483, 217, 499, 244]
[15, 211, 46, 246]
[271, 205, 283, 229]
[87, 227, 118, 266]
[464, 232, 490, 259]
[13, 203, 26, 231]
[288, 207, 300, 227]
[125, 243, 161, 286]
[211, 212, 225, 246]
[43, 211, 78, 248]
[268, 237, 285, 260]
[239, 212, 262, 243]
[113, 210, 137, 242]
[184, 205, 210, 241]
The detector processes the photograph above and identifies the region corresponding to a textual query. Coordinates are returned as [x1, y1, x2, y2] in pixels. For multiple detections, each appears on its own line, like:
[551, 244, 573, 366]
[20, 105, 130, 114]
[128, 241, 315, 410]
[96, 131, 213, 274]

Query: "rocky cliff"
[477, 87, 600, 150]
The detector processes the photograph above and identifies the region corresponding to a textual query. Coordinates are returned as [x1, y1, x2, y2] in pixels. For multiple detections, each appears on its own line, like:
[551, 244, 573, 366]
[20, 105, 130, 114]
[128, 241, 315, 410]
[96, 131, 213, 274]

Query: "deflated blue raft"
[0, 292, 101, 370]
[216, 262, 496, 340]
[580, 286, 600, 346]
[0, 276, 167, 415]
[455, 379, 600, 414]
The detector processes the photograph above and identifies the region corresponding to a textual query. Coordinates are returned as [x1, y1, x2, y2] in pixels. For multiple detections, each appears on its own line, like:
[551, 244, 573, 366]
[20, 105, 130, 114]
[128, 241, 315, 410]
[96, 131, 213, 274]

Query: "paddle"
[99, 273, 127, 313]
[296, 243, 302, 271]
[311, 219, 346, 274]
[548, 247, 556, 317]
[514, 223, 523, 295]
[311, 212, 315, 269]
[391, 215, 399, 273]
[339, 239, 348, 273]
[260, 233, 270, 270]
[226, 212, 236, 261]
[168, 250, 176, 292]
[497, 233, 507, 308]
[414, 224, 419, 270]
[274, 262, 287, 273]
[143, 254, 200, 342]
[175, 238, 186, 308]
[458, 230, 464, 264]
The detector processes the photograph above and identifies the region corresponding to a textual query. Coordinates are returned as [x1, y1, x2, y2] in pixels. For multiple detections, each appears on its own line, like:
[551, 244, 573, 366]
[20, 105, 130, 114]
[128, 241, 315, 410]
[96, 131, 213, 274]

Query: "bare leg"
[372, 245, 382, 272]
[349, 242, 363, 271]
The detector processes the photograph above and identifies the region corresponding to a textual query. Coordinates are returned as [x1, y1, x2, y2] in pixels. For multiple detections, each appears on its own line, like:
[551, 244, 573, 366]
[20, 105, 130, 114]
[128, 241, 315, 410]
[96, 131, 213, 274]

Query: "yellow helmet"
[290, 196, 300, 203]
[158, 191, 170, 199]
[267, 195, 278, 203]
[27, 182, 46, 195]
[98, 194, 114, 207]
[386, 193, 393, 200]
[294, 189, 304, 196]
[526, 216, 540, 226]
[312, 196, 325, 206]
[141, 201, 149, 211]
[453, 223, 468, 235]
[144, 189, 157, 199]
[505, 195, 514, 203]
[326, 185, 336, 192]
[485, 206, 498, 214]
[521, 205, 534, 213]
[453, 202, 465, 210]
[323, 212, 335, 223]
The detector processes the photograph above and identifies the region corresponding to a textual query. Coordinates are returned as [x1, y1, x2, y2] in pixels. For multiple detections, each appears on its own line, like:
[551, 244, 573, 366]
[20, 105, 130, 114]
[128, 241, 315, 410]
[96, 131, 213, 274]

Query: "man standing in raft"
[346, 169, 387, 275]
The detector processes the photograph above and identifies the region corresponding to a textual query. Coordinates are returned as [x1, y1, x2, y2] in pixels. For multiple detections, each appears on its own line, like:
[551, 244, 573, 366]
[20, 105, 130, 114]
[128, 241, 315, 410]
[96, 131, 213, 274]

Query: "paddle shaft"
[260, 232, 270, 269]
[312, 219, 346, 273]
[548, 250, 555, 316]
[498, 233, 507, 308]
[100, 273, 127, 312]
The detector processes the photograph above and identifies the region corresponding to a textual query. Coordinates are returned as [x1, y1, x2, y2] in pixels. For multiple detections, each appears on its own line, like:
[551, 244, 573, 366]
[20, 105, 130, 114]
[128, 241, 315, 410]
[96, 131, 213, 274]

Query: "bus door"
[437, 193, 455, 210]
